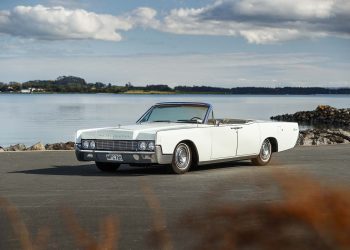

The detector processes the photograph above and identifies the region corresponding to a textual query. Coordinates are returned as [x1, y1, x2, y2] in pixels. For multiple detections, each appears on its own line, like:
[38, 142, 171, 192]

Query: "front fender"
[156, 127, 212, 162]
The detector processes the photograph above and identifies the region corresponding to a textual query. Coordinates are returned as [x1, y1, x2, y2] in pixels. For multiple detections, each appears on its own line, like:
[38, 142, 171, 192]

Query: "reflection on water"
[0, 94, 349, 146]
[298, 122, 349, 131]
[58, 105, 84, 111]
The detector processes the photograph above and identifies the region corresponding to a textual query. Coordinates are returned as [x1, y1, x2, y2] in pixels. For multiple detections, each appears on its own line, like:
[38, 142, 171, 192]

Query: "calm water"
[1, 94, 350, 147]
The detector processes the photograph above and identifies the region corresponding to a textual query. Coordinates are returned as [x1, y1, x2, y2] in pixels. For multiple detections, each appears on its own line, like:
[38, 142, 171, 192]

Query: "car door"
[210, 125, 237, 159]
[236, 123, 261, 156]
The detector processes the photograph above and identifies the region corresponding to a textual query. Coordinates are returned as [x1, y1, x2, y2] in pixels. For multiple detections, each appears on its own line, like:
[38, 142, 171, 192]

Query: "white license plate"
[106, 154, 123, 162]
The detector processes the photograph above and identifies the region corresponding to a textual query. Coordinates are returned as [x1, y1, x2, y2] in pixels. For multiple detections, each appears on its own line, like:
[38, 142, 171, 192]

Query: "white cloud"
[239, 28, 304, 44]
[231, 0, 335, 19]
[0, 5, 134, 41]
[158, 0, 350, 44]
[127, 7, 159, 28]
[0, 1, 349, 43]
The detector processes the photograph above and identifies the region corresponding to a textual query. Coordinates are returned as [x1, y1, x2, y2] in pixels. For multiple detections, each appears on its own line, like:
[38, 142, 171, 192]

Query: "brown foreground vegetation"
[1, 172, 350, 249]
[177, 173, 350, 250]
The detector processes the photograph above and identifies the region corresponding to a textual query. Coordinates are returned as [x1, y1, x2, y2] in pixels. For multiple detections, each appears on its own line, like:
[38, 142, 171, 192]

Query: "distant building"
[21, 89, 31, 94]
[20, 88, 45, 93]
[32, 88, 44, 92]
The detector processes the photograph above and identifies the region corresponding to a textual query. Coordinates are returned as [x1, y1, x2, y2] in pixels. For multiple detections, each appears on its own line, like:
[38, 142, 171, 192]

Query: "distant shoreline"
[1, 76, 350, 95]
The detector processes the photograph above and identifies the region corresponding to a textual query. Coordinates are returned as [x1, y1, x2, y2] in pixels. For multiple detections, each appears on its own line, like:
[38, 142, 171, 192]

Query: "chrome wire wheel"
[171, 143, 192, 174]
[175, 143, 191, 169]
[260, 139, 272, 162]
[251, 139, 273, 166]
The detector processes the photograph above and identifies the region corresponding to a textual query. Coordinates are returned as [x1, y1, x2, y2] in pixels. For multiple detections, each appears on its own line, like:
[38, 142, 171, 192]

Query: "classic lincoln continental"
[75, 102, 299, 174]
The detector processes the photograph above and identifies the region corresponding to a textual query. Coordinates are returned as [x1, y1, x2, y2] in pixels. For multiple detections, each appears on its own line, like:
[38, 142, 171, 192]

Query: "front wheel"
[95, 162, 120, 172]
[251, 139, 272, 166]
[171, 143, 193, 174]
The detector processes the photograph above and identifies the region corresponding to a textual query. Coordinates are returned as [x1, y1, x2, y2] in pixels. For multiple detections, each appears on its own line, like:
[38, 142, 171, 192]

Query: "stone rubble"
[45, 142, 75, 150]
[1, 142, 75, 151]
[298, 129, 350, 146]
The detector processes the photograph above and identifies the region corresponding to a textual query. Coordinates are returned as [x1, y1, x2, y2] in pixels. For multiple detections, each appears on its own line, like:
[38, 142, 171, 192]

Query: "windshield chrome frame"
[136, 102, 213, 124]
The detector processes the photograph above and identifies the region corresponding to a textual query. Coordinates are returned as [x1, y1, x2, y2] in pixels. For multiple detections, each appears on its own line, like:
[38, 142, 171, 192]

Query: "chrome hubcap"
[175, 144, 190, 169]
[260, 140, 271, 162]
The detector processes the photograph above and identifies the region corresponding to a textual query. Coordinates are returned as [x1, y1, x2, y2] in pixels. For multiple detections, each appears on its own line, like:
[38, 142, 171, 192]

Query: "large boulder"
[328, 135, 345, 144]
[45, 143, 62, 150]
[29, 142, 46, 151]
[45, 141, 75, 150]
[5, 144, 26, 151]
[0, 146, 4, 152]
[64, 141, 75, 150]
[316, 105, 333, 112]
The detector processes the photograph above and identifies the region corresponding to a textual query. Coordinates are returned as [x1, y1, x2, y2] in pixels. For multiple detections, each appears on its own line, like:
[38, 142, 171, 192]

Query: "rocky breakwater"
[0, 142, 75, 151]
[271, 105, 350, 128]
[271, 105, 350, 146]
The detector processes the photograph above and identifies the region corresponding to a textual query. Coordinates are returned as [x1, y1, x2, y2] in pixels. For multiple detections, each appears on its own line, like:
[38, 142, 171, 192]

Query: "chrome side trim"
[198, 155, 258, 166]
[78, 149, 155, 154]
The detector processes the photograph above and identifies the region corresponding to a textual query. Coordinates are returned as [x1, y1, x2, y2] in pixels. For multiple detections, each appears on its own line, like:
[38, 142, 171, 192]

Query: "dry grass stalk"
[274, 172, 350, 248]
[140, 178, 173, 250]
[0, 197, 50, 250]
[61, 208, 119, 250]
[180, 172, 350, 250]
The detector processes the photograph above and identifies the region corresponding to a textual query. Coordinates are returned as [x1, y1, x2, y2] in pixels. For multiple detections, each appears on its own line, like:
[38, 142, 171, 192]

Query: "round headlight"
[148, 141, 155, 151]
[82, 140, 89, 149]
[138, 141, 147, 151]
[90, 140, 96, 149]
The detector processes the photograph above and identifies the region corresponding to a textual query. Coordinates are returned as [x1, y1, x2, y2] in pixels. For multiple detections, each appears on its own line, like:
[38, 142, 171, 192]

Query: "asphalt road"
[1, 144, 350, 249]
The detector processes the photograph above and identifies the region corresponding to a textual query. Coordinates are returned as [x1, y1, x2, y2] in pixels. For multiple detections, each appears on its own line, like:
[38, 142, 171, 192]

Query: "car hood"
[76, 122, 199, 141]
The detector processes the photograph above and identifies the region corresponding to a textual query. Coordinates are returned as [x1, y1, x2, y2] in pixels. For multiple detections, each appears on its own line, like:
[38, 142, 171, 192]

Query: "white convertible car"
[75, 102, 299, 174]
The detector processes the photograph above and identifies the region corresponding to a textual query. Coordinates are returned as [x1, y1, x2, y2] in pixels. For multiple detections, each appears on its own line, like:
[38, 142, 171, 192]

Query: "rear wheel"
[95, 162, 120, 172]
[171, 143, 192, 174]
[251, 139, 272, 166]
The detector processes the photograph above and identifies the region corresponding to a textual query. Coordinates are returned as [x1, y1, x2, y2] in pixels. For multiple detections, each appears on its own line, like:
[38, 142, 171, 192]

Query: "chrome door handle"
[231, 127, 243, 130]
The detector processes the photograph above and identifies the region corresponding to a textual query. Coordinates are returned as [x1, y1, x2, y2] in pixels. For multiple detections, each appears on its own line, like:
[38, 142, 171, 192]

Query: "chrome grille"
[95, 140, 138, 151]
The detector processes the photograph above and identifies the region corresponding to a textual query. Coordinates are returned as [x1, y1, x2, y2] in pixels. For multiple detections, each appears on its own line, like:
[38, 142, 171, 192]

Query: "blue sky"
[0, 0, 349, 87]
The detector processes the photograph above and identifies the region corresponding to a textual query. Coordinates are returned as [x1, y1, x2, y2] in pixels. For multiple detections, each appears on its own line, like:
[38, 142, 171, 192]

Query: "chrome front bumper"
[75, 145, 172, 165]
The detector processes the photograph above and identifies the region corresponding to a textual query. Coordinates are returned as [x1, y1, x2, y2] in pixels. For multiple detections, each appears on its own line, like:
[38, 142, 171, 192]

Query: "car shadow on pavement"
[8, 161, 255, 176]
[192, 160, 253, 172]
[8, 164, 171, 176]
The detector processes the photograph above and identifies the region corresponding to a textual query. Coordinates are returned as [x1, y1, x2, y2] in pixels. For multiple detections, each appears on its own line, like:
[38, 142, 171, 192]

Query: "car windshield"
[140, 105, 209, 123]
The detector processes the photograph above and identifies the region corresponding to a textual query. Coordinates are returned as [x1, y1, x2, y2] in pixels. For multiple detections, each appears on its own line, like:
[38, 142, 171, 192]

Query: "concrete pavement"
[1, 144, 350, 249]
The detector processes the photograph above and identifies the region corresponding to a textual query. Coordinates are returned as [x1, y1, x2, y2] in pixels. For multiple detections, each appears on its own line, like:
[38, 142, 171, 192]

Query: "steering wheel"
[190, 117, 202, 122]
